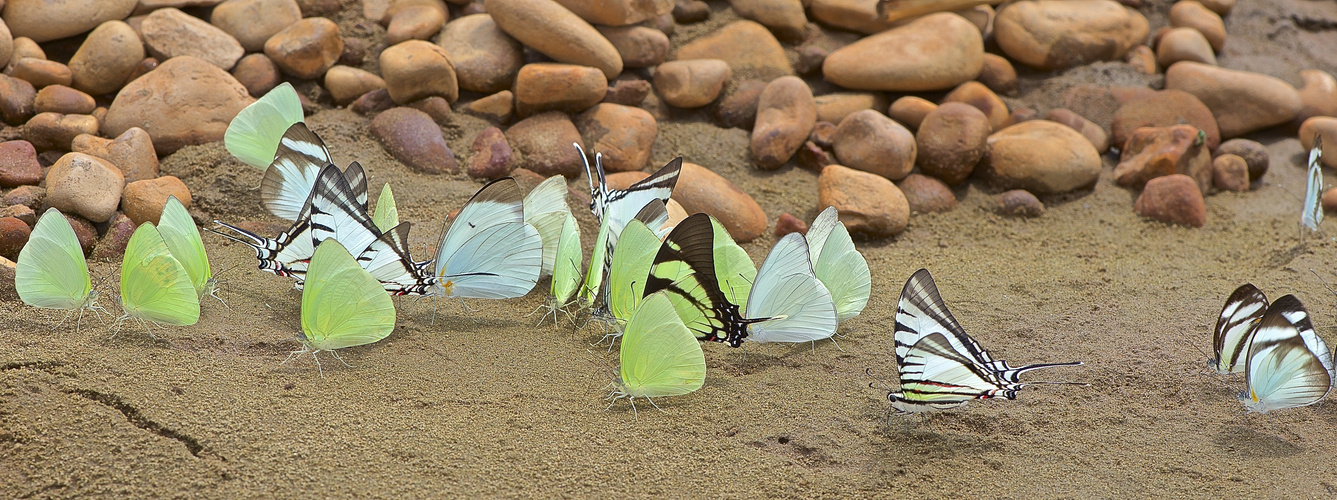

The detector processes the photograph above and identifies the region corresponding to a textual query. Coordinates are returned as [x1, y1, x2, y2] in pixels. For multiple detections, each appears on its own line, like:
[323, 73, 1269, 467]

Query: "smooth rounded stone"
[898, 173, 956, 213]
[264, 17, 343, 80]
[386, 3, 448, 45]
[1199, 0, 1233, 15]
[996, 189, 1045, 217]
[1325, 188, 1337, 214]
[60, 212, 97, 254]
[8, 36, 43, 63]
[887, 96, 935, 131]
[1293, 69, 1337, 129]
[1165, 62, 1302, 139]
[575, 103, 656, 172]
[994, 0, 1149, 70]
[2, 185, 44, 208]
[1211, 154, 1248, 192]
[597, 25, 668, 68]
[671, 161, 766, 242]
[810, 121, 835, 148]
[466, 126, 514, 179]
[22, 113, 98, 151]
[0, 216, 29, 260]
[103, 56, 251, 155]
[459, 90, 514, 123]
[232, 53, 282, 97]
[814, 92, 887, 126]
[978, 53, 1017, 96]
[1113, 124, 1212, 194]
[729, 0, 806, 40]
[0, 204, 38, 226]
[0, 18, 10, 69]
[1063, 84, 1154, 129]
[831, 109, 915, 181]
[673, 20, 792, 78]
[797, 140, 834, 172]
[1156, 27, 1215, 67]
[809, 0, 896, 34]
[437, 14, 524, 94]
[817, 164, 909, 237]
[90, 212, 135, 261]
[408, 96, 453, 126]
[370, 107, 458, 174]
[121, 176, 190, 226]
[67, 21, 143, 96]
[1169, 1, 1224, 53]
[325, 65, 386, 105]
[774, 212, 806, 236]
[942, 81, 1008, 132]
[340, 37, 368, 66]
[378, 40, 458, 105]
[0, 140, 40, 187]
[1126, 44, 1157, 75]
[506, 111, 585, 177]
[33, 85, 95, 115]
[350, 88, 395, 115]
[552, 0, 674, 26]
[514, 63, 607, 117]
[1299, 117, 1337, 170]
[8, 58, 71, 88]
[916, 102, 989, 185]
[673, 0, 709, 23]
[654, 59, 730, 109]
[713, 79, 765, 129]
[2, 0, 136, 43]
[1109, 89, 1220, 151]
[823, 13, 981, 92]
[72, 127, 158, 182]
[141, 8, 244, 70]
[45, 153, 123, 223]
[984, 120, 1101, 194]
[125, 57, 160, 86]
[1007, 107, 1040, 126]
[603, 78, 651, 106]
[211, 0, 302, 52]
[486, 0, 622, 79]
[1214, 138, 1268, 181]
[1044, 108, 1109, 153]
[1134, 174, 1205, 227]
[751, 76, 815, 169]
[794, 44, 828, 76]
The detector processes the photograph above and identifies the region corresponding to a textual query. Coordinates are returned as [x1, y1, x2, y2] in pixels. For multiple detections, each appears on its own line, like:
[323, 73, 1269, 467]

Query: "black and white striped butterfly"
[581, 142, 681, 226]
[885, 269, 1082, 414]
[1238, 294, 1335, 412]
[261, 122, 369, 221]
[1210, 284, 1269, 374]
[1302, 134, 1324, 232]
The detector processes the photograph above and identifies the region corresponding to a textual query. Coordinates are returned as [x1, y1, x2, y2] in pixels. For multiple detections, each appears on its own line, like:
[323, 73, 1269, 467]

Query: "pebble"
[575, 103, 656, 172]
[1169, 1, 1225, 53]
[72, 127, 159, 183]
[9, 58, 72, 88]
[0, 216, 29, 260]
[0, 19, 11, 70]
[1109, 89, 1220, 151]
[996, 189, 1045, 217]
[59, 212, 97, 254]
[67, 21, 144, 96]
[671, 161, 766, 242]
[1293, 69, 1337, 129]
[978, 53, 1018, 96]
[514, 63, 607, 116]
[810, 121, 835, 148]
[485, 0, 622, 79]
[379, 40, 459, 105]
[1156, 27, 1215, 67]
[1198, 0, 1233, 15]
[91, 212, 136, 261]
[1134, 174, 1205, 227]
[555, 0, 674, 26]
[598, 26, 668, 68]
[816, 164, 909, 237]
[8, 36, 42, 63]
[385, 2, 448, 45]
[916, 102, 990, 185]
[1126, 45, 1158, 75]
[1325, 188, 1337, 214]
[994, 0, 1148, 70]
[794, 45, 828, 76]
[370, 107, 458, 174]
[141, 8, 244, 70]
[211, 0, 303, 52]
[45, 153, 124, 223]
[673, 20, 792, 78]
[125, 58, 160, 86]
[898, 173, 956, 213]
[232, 53, 282, 97]
[1165, 62, 1302, 139]
[887, 96, 935, 131]
[729, 0, 806, 41]
[0, 204, 37, 226]
[808, 0, 896, 34]
[103, 56, 252, 155]
[814, 92, 887, 126]
[1044, 108, 1109, 153]
[466, 126, 514, 179]
[942, 81, 1008, 132]
[831, 109, 915, 181]
[506, 111, 585, 177]
[121, 175, 191, 226]
[2, 0, 137, 43]
[1211, 154, 1249, 192]
[983, 120, 1101, 194]
[340, 37, 368, 67]
[0, 140, 40, 187]
[1214, 138, 1268, 181]
[351, 88, 396, 115]
[438, 14, 524, 94]
[2, 185, 44, 208]
[713, 79, 765, 129]
[774, 212, 806, 236]
[408, 96, 452, 125]
[654, 59, 730, 109]
[458, 90, 514, 123]
[33, 85, 95, 115]
[1299, 117, 1337, 169]
[751, 76, 815, 169]
[264, 17, 343, 80]
[325, 65, 387, 105]
[797, 140, 834, 172]
[22, 112, 98, 151]
[823, 13, 981, 92]
[673, 0, 710, 23]
[603, 78, 651, 106]
[1113, 124, 1212, 194]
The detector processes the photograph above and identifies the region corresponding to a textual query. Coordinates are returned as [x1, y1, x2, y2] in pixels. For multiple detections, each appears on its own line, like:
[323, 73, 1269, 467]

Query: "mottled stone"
[598, 25, 669, 68]
[1165, 62, 1301, 139]
[916, 102, 989, 185]
[996, 189, 1045, 217]
[816, 163, 909, 237]
[1214, 138, 1268, 181]
[102, 56, 252, 155]
[1044, 108, 1109, 153]
[1211, 154, 1248, 192]
[212, 0, 303, 52]
[141, 8, 244, 70]
[1113, 125, 1212, 194]
[466, 126, 514, 179]
[673, 20, 792, 77]
[370, 107, 458, 174]
[994, 0, 1149, 71]
[45, 153, 124, 223]
[713, 79, 765, 129]
[22, 112, 98, 152]
[898, 173, 956, 213]
[0, 73, 34, 125]
[751, 76, 815, 169]
[0, 140, 40, 187]
[506, 111, 585, 177]
[1134, 174, 1205, 227]
[671, 161, 766, 242]
[263, 17, 343, 80]
[832, 109, 915, 181]
[71, 127, 158, 183]
[437, 14, 524, 94]
[575, 103, 656, 172]
[2, 0, 137, 43]
[1110, 89, 1220, 151]
[68, 21, 144, 96]
[121, 175, 191, 226]
[514, 63, 606, 116]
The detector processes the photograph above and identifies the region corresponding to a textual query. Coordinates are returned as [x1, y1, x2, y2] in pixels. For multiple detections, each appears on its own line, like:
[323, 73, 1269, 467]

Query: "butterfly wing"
[807, 207, 870, 322]
[646, 214, 751, 347]
[301, 239, 396, 351]
[259, 123, 333, 221]
[618, 292, 706, 398]
[523, 175, 572, 277]
[432, 178, 540, 298]
[1302, 135, 1324, 231]
[894, 269, 972, 368]
[607, 219, 661, 322]
[157, 196, 212, 295]
[372, 183, 399, 233]
[745, 233, 837, 343]
[1241, 295, 1332, 412]
[224, 82, 304, 170]
[550, 214, 583, 306]
[120, 223, 200, 326]
[16, 208, 92, 309]
[1211, 284, 1268, 374]
[891, 332, 1003, 412]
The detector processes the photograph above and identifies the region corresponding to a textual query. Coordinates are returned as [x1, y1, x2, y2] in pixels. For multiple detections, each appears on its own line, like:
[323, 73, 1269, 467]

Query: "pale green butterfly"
[224, 82, 304, 170]
[288, 239, 397, 374]
[523, 175, 572, 278]
[606, 291, 706, 415]
[118, 223, 200, 327]
[579, 199, 669, 313]
[16, 208, 103, 324]
[372, 183, 398, 233]
[156, 195, 218, 301]
[806, 206, 870, 322]
[535, 214, 582, 326]
[606, 218, 661, 325]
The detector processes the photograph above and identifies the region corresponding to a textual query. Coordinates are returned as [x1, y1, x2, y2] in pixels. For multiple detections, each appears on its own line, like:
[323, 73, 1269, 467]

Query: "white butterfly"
[429, 178, 543, 299]
[1302, 134, 1324, 232]
[522, 175, 573, 278]
[261, 123, 369, 221]
[1239, 294, 1334, 412]
[744, 232, 839, 344]
[806, 206, 871, 322]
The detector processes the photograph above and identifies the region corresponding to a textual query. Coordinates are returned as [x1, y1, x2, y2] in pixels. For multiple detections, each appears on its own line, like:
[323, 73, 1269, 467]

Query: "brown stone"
[603, 78, 651, 106]
[1113, 125, 1212, 194]
[832, 109, 915, 181]
[379, 40, 458, 104]
[71, 127, 158, 183]
[1168, 1, 1225, 53]
[466, 126, 514, 179]
[22, 112, 99, 152]
[574, 103, 657, 172]
[0, 74, 35, 125]
[102, 56, 252, 155]
[1165, 61, 1302, 139]
[654, 59, 730, 108]
[506, 112, 585, 177]
[898, 173, 956, 213]
[774, 212, 806, 236]
[33, 85, 95, 115]
[121, 175, 191, 226]
[211, 0, 303, 52]
[1134, 173, 1205, 227]
[437, 14, 524, 94]
[598, 25, 669, 68]
[816, 164, 909, 237]
[672, 20, 792, 78]
[984, 120, 1102, 194]
[68, 20, 144, 96]
[8, 58, 71, 88]
[370, 107, 458, 174]
[485, 0, 623, 79]
[1211, 154, 1248, 192]
[978, 53, 1017, 96]
[351, 88, 395, 115]
[1214, 138, 1268, 181]
[916, 102, 989, 185]
[263, 17, 343, 80]
[942, 81, 1008, 132]
[141, 7, 244, 70]
[670, 161, 767, 243]
[713, 79, 765, 130]
[996, 189, 1045, 217]
[514, 63, 607, 116]
[751, 76, 815, 169]
[887, 96, 935, 131]
[1293, 69, 1337, 130]
[459, 90, 514, 123]
[1044, 108, 1109, 153]
[0, 140, 41, 187]
[1109, 89, 1220, 151]
[45, 153, 124, 223]
[324, 65, 387, 105]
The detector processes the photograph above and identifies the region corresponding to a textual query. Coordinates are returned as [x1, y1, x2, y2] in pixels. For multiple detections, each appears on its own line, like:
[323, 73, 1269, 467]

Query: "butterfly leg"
[327, 349, 354, 368]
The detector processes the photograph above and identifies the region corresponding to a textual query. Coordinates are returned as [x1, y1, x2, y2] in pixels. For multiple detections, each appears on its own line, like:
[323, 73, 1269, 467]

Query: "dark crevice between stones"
[65, 388, 223, 461]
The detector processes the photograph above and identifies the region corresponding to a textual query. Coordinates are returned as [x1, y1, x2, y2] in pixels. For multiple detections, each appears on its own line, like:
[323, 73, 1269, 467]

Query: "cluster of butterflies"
[1211, 284, 1336, 412]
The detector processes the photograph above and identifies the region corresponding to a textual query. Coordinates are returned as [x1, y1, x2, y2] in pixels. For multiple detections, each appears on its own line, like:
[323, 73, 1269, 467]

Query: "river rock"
[486, 0, 623, 79]
[671, 161, 766, 242]
[436, 15, 523, 94]
[1299, 117, 1337, 170]
[729, 0, 806, 40]
[22, 113, 98, 151]
[996, 189, 1045, 217]
[0, 73, 34, 125]
[0, 19, 11, 70]
[978, 53, 1018, 96]
[2, 185, 44, 208]
[552, 0, 674, 26]
[211, 0, 303, 52]
[1169, 1, 1224, 53]
[67, 21, 143, 96]
[751, 76, 815, 169]
[1113, 125, 1212, 194]
[122, 176, 190, 226]
[385, 2, 448, 45]
[654, 59, 730, 108]
[1109, 89, 1220, 151]
[9, 58, 71, 88]
[232, 53, 281, 97]
[808, 0, 895, 34]
[514, 63, 607, 116]
[831, 109, 914, 181]
[103, 56, 251, 154]
[887, 96, 935, 131]
[458, 90, 514, 123]
[264, 17, 343, 80]
[0, 217, 29, 260]
[142, 8, 244, 70]
[33, 85, 95, 115]
[575, 103, 656, 172]
[370, 107, 458, 174]
[598, 26, 668, 68]
[814, 93, 886, 126]
[942, 81, 1008, 132]
[817, 164, 909, 237]
[823, 13, 981, 92]
[994, 0, 1149, 71]
[1134, 174, 1205, 227]
[1293, 69, 1337, 129]
[1211, 154, 1248, 192]
[916, 102, 989, 185]
[1044, 108, 1109, 153]
[2, 0, 137, 43]
[1214, 138, 1268, 181]
[713, 79, 764, 129]
[673, 20, 791, 78]
[1165, 62, 1302, 138]
[72, 127, 158, 182]
[90, 212, 135, 261]
[984, 120, 1101, 194]
[1127, 45, 1157, 75]
[604, 78, 651, 106]
[0, 140, 40, 187]
[898, 173, 956, 213]
[45, 153, 123, 223]
[379, 40, 458, 104]
[506, 111, 585, 177]
[1156, 27, 1215, 67]
[466, 126, 514, 179]
[774, 212, 806, 236]
[9, 36, 42, 62]
[324, 65, 386, 105]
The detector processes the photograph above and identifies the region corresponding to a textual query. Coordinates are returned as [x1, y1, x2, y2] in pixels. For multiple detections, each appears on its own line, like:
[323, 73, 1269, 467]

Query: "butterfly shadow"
[1211, 424, 1304, 459]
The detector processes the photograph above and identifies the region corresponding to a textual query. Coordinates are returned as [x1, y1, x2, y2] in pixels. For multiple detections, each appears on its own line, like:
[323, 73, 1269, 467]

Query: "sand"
[6, 0, 1337, 497]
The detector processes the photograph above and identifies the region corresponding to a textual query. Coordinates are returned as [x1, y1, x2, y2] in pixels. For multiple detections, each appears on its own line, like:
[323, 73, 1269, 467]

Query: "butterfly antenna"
[1312, 269, 1337, 298]
[327, 349, 354, 368]
[866, 367, 895, 393]
[646, 396, 666, 414]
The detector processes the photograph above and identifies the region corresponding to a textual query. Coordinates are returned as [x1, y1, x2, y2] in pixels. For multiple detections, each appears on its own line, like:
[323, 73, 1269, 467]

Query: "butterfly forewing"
[745, 233, 837, 344]
[17, 208, 94, 310]
[618, 292, 706, 398]
[120, 224, 200, 326]
[1211, 284, 1268, 374]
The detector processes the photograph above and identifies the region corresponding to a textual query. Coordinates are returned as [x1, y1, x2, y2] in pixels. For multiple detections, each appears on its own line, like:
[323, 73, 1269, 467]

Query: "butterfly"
[523, 175, 573, 278]
[581, 199, 670, 319]
[118, 222, 201, 328]
[157, 195, 219, 301]
[224, 82, 304, 170]
[606, 291, 706, 416]
[1239, 294, 1335, 412]
[884, 269, 1081, 414]
[643, 214, 763, 347]
[1210, 284, 1268, 374]
[260, 123, 368, 221]
[581, 143, 681, 226]
[534, 213, 583, 326]
[605, 218, 663, 325]
[428, 177, 543, 299]
[285, 239, 397, 375]
[372, 183, 398, 233]
[806, 206, 871, 322]
[15, 208, 104, 324]
[743, 232, 838, 344]
[1302, 134, 1324, 232]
